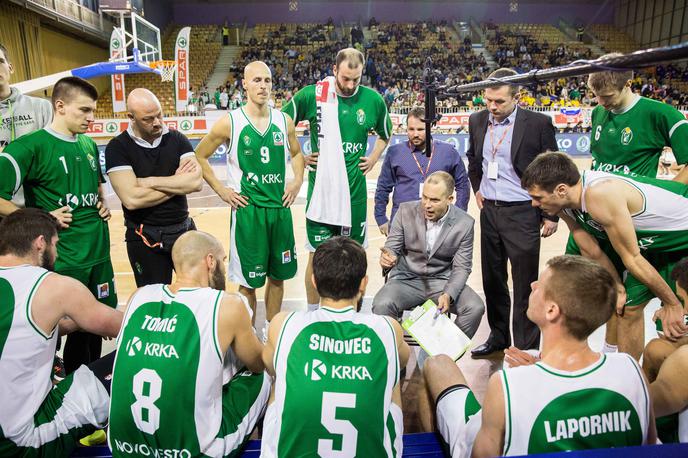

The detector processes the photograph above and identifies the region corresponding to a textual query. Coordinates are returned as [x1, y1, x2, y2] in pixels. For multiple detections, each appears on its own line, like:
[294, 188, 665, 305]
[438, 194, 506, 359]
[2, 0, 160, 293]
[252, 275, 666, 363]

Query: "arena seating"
[588, 24, 639, 53]
[95, 25, 221, 118]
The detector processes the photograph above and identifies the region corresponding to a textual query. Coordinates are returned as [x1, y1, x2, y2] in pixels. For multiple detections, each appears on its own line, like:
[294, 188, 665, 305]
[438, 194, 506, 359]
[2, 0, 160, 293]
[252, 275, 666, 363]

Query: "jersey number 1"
[318, 392, 358, 457]
[131, 368, 162, 434]
[58, 156, 68, 174]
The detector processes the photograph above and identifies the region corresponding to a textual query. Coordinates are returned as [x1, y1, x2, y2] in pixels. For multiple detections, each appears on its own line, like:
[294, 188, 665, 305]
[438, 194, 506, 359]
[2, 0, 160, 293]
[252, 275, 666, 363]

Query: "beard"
[209, 263, 226, 291]
[336, 79, 357, 97]
[40, 249, 55, 272]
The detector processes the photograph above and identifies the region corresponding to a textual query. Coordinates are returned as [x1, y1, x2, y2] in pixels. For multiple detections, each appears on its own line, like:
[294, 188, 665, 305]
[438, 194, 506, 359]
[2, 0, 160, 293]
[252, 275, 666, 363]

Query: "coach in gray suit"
[372, 171, 484, 338]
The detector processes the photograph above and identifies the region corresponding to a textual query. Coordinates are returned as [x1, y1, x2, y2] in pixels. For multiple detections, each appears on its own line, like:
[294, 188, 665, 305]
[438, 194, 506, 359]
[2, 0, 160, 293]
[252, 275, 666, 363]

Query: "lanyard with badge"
[410, 140, 435, 197]
[487, 120, 512, 180]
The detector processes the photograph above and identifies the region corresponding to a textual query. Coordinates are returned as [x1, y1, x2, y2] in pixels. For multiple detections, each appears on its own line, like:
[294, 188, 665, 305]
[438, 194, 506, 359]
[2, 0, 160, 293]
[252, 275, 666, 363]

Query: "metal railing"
[21, 0, 114, 36]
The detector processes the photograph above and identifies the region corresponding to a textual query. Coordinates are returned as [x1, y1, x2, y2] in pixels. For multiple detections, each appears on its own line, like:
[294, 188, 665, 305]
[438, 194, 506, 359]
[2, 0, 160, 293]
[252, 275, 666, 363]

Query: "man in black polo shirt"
[105, 88, 202, 286]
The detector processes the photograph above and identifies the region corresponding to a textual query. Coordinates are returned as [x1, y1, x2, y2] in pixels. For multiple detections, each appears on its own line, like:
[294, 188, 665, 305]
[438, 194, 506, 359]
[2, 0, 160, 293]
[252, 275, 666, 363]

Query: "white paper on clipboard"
[401, 299, 471, 361]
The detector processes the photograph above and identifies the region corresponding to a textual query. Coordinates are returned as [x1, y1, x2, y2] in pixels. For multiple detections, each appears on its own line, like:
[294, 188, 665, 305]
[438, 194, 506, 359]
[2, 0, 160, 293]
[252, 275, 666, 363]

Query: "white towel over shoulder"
[306, 76, 352, 227]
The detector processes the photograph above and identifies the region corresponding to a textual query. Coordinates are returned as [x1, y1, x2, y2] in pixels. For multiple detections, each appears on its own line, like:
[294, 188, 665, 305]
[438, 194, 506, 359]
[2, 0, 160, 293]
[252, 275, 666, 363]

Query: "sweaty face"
[406, 116, 426, 148]
[244, 66, 272, 105]
[484, 85, 517, 121]
[334, 63, 362, 97]
[421, 181, 452, 222]
[58, 93, 96, 135]
[527, 185, 564, 216]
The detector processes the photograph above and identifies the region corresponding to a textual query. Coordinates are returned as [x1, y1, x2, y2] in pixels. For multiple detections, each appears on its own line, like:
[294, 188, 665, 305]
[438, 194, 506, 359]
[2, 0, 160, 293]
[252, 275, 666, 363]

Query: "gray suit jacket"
[384, 201, 475, 301]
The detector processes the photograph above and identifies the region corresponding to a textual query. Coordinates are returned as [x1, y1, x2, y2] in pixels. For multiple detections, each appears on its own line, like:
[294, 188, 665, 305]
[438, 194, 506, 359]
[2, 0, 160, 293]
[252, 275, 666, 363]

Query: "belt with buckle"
[483, 199, 531, 207]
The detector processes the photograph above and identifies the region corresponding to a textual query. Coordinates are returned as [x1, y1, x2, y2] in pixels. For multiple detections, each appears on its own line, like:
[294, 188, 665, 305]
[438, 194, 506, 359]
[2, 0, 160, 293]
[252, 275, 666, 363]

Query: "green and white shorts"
[57, 259, 118, 308]
[0, 365, 109, 457]
[436, 385, 483, 458]
[205, 369, 271, 457]
[230, 205, 297, 289]
[305, 201, 368, 252]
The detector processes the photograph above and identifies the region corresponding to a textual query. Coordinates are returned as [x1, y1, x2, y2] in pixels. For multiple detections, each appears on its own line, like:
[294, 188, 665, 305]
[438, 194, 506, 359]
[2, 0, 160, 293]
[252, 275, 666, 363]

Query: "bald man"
[196, 61, 304, 328]
[105, 88, 203, 287]
[108, 230, 270, 456]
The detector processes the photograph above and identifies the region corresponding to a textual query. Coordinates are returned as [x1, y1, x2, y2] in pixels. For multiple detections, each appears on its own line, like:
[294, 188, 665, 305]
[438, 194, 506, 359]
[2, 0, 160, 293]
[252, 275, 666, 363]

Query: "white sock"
[601, 342, 618, 353]
[307, 303, 319, 311]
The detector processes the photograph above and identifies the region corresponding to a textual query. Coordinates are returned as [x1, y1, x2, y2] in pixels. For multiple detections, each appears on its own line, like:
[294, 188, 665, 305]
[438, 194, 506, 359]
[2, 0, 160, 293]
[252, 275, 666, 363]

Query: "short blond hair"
[588, 53, 633, 93]
[426, 171, 455, 197]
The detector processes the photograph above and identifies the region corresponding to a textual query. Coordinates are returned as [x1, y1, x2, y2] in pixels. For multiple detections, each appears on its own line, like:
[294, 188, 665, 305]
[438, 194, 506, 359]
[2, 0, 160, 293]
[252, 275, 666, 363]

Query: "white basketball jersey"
[502, 353, 651, 455]
[0, 265, 56, 439]
[109, 285, 244, 456]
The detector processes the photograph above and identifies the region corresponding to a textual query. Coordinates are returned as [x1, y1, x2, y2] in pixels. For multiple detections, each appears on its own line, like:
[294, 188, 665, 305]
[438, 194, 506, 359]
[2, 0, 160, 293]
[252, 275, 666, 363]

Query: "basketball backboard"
[106, 11, 161, 65]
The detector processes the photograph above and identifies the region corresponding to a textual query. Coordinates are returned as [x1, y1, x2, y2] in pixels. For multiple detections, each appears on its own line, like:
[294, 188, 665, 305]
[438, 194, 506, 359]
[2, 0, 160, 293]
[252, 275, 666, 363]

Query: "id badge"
[419, 181, 424, 198]
[487, 161, 498, 180]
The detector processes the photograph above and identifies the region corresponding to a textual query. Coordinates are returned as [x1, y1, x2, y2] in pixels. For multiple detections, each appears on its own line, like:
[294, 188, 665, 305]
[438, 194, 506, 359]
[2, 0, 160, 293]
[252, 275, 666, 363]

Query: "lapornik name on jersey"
[527, 388, 642, 454]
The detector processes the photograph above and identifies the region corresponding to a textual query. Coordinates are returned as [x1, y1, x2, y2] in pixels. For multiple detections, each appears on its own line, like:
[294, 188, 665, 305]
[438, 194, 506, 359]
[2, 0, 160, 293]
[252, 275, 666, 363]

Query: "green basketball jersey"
[261, 306, 403, 457]
[0, 128, 109, 268]
[283, 84, 392, 204]
[227, 107, 290, 208]
[563, 170, 688, 253]
[590, 96, 688, 177]
[109, 285, 240, 457]
[502, 353, 650, 455]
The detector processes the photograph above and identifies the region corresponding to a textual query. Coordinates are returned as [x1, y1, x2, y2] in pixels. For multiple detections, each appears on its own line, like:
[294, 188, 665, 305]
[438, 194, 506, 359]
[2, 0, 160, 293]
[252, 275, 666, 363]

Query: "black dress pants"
[480, 201, 541, 350]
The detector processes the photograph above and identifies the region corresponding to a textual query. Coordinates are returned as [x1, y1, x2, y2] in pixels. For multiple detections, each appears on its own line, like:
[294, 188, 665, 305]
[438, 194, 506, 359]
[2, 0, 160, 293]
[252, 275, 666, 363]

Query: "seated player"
[0, 209, 122, 456]
[108, 230, 269, 457]
[261, 237, 410, 457]
[521, 151, 688, 359]
[421, 255, 656, 457]
[642, 257, 688, 443]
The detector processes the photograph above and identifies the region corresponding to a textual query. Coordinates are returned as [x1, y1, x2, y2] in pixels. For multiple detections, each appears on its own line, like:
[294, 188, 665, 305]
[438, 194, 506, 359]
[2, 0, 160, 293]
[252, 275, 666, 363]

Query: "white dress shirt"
[425, 208, 449, 254]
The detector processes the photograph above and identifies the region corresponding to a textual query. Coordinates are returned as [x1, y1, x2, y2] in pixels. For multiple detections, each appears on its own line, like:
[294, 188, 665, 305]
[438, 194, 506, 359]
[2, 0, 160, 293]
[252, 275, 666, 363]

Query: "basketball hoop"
[150, 60, 177, 82]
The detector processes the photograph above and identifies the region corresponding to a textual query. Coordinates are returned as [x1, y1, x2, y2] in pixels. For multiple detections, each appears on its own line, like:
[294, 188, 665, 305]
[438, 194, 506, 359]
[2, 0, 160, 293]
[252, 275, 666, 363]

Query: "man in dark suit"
[467, 68, 558, 356]
[372, 171, 484, 338]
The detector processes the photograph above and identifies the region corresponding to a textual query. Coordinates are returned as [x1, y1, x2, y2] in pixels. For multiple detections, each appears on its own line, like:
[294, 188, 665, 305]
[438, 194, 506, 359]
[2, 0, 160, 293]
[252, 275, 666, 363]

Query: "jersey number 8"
[131, 368, 162, 434]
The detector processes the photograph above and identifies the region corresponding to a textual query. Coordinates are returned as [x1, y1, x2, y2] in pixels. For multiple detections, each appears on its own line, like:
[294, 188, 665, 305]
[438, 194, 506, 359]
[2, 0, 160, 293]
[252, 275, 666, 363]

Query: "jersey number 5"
[131, 368, 162, 434]
[318, 392, 358, 457]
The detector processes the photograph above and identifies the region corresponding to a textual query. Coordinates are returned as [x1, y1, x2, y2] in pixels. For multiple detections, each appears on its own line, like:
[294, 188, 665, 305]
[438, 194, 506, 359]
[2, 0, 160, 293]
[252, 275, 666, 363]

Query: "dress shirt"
[375, 139, 470, 226]
[479, 107, 532, 202]
[425, 207, 449, 254]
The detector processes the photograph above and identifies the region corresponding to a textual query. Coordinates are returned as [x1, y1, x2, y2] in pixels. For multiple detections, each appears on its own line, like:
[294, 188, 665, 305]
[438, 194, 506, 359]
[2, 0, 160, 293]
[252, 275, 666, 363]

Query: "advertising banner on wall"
[175, 27, 191, 112]
[109, 28, 126, 113]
